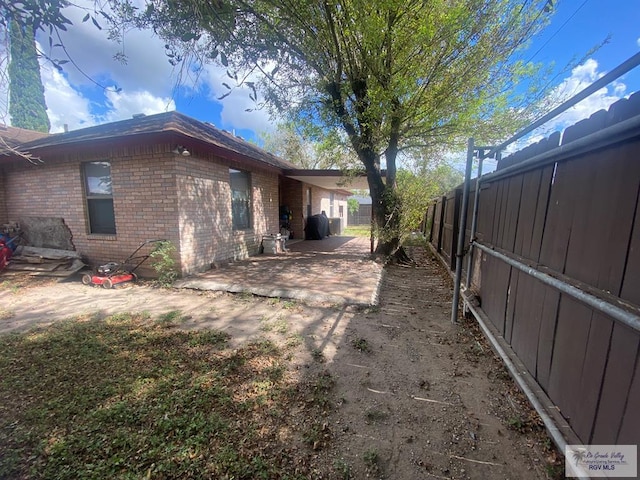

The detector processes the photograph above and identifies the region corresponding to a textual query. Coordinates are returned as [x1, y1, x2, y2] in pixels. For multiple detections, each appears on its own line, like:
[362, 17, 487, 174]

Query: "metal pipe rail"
[465, 155, 483, 288]
[428, 240, 591, 479]
[474, 241, 640, 332]
[452, 51, 640, 326]
[463, 296, 590, 479]
[485, 50, 640, 160]
[481, 113, 640, 184]
[450, 138, 474, 323]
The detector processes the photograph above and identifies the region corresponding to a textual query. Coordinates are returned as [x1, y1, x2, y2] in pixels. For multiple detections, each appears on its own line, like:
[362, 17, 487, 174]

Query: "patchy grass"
[363, 448, 380, 474]
[351, 337, 372, 353]
[156, 309, 190, 327]
[260, 314, 289, 334]
[311, 348, 325, 363]
[364, 409, 388, 424]
[0, 275, 58, 293]
[363, 448, 379, 466]
[0, 313, 335, 479]
[237, 291, 255, 303]
[343, 225, 371, 237]
[0, 280, 21, 294]
[281, 300, 298, 310]
[285, 334, 304, 348]
[333, 459, 352, 479]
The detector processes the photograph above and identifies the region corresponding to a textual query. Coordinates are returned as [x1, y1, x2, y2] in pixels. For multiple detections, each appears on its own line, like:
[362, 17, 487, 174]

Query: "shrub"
[149, 240, 178, 286]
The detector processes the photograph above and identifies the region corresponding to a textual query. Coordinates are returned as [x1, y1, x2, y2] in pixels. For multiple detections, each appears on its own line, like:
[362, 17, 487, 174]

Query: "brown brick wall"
[176, 156, 279, 274]
[110, 146, 180, 275]
[4, 143, 280, 276]
[4, 144, 180, 275]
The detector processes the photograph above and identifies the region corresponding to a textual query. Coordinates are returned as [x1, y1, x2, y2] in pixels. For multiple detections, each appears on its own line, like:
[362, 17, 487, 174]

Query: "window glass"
[84, 161, 113, 195]
[230, 169, 251, 229]
[84, 162, 116, 234]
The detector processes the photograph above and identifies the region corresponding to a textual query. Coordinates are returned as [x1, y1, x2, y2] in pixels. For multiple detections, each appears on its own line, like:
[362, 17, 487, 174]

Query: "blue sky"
[2, 0, 639, 148]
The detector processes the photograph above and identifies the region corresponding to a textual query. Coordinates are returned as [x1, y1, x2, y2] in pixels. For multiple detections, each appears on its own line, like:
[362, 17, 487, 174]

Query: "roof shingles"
[5, 111, 299, 171]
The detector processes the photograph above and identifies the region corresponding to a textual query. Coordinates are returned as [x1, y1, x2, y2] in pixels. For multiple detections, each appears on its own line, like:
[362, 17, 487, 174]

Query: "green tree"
[347, 198, 359, 216]
[0, 1, 72, 32]
[106, 1, 559, 259]
[8, 19, 50, 132]
[397, 162, 463, 235]
[262, 120, 358, 169]
[116, 0, 553, 259]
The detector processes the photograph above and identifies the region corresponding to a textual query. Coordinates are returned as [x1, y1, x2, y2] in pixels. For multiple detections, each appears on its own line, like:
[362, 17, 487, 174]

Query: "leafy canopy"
[261, 120, 359, 169]
[119, 0, 552, 162]
[108, 0, 554, 254]
[0, 1, 72, 32]
[15, 0, 554, 253]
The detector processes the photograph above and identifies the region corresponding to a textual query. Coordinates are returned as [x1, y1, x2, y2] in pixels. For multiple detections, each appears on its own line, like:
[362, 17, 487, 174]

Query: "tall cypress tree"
[8, 19, 51, 133]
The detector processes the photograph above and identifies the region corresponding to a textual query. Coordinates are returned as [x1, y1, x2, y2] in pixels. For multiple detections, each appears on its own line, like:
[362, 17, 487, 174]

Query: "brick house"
[0, 112, 356, 276]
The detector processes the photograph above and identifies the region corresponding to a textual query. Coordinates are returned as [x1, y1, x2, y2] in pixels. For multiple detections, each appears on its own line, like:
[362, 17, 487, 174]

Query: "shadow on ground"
[174, 236, 383, 305]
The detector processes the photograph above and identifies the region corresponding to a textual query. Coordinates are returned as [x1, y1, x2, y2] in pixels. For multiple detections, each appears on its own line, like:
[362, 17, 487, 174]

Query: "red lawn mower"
[82, 239, 165, 288]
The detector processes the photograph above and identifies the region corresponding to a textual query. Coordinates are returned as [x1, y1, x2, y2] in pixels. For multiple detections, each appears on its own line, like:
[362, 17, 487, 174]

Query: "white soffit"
[284, 170, 378, 191]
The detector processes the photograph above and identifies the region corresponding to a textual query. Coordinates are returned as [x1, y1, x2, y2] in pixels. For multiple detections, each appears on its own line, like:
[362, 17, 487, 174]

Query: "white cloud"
[37, 2, 176, 97]
[36, 2, 278, 135]
[506, 58, 627, 153]
[637, 37, 640, 47]
[199, 65, 278, 135]
[552, 59, 623, 126]
[39, 45, 174, 133]
[102, 89, 175, 123]
[14, 0, 287, 138]
[40, 62, 94, 132]
[219, 89, 275, 134]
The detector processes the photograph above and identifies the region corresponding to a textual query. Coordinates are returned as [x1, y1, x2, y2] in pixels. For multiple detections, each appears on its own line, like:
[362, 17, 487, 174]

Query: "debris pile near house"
[6, 246, 84, 277]
[0, 219, 85, 277]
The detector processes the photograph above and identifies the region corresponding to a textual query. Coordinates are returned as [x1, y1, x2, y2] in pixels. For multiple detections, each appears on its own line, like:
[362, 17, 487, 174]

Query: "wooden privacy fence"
[425, 93, 640, 447]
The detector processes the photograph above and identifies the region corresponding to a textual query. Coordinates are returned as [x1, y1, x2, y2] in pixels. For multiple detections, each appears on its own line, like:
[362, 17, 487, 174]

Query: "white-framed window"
[230, 168, 251, 229]
[83, 161, 116, 234]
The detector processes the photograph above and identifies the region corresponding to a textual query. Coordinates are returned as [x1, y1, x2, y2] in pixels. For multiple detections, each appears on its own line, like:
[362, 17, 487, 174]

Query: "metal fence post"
[451, 138, 474, 324]
[465, 155, 484, 288]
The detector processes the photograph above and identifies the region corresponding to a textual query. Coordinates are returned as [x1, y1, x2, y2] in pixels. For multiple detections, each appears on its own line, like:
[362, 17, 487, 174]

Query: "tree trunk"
[364, 155, 412, 264]
[326, 78, 410, 263]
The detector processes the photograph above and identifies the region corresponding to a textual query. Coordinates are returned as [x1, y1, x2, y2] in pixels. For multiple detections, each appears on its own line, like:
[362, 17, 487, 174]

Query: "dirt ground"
[0, 246, 562, 479]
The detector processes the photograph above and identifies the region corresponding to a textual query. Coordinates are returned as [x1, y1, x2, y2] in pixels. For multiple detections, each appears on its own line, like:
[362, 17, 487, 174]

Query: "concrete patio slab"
[174, 236, 383, 305]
